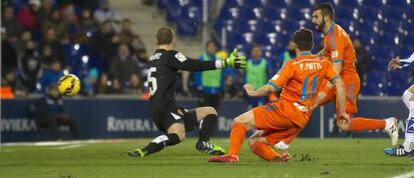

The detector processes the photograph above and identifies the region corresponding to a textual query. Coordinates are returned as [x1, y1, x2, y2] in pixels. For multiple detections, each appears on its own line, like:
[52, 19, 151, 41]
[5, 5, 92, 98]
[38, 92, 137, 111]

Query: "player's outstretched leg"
[338, 116, 399, 146]
[128, 123, 185, 157]
[247, 132, 290, 162]
[208, 110, 256, 163]
[194, 107, 226, 155]
[384, 87, 414, 156]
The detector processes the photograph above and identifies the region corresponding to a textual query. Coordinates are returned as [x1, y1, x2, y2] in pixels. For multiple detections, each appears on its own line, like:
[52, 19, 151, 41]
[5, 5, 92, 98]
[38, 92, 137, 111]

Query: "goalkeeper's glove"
[222, 49, 247, 69]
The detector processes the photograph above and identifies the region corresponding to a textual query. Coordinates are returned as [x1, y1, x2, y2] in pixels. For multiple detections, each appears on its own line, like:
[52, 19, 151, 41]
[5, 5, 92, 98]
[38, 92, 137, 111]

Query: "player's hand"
[339, 112, 351, 124]
[243, 84, 256, 96]
[223, 49, 247, 69]
[388, 57, 401, 71]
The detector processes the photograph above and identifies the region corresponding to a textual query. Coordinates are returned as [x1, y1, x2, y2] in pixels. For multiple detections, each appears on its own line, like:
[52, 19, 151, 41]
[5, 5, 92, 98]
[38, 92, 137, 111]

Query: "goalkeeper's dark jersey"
[147, 49, 217, 114]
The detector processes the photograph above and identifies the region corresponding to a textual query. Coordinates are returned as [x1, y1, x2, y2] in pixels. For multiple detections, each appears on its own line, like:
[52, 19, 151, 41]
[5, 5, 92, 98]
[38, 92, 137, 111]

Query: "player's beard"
[316, 19, 325, 32]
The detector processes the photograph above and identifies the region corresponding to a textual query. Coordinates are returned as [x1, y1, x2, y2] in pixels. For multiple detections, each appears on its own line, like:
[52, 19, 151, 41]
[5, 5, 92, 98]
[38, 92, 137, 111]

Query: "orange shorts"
[318, 79, 360, 119]
[253, 103, 302, 145]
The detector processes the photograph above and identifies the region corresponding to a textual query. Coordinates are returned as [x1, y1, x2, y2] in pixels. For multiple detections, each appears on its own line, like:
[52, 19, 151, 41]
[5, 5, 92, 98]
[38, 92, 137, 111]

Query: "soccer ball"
[58, 74, 81, 96]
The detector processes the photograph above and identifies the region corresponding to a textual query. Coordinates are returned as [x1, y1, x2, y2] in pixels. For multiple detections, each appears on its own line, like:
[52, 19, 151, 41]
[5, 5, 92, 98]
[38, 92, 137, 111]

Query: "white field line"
[392, 170, 414, 178]
[55, 144, 84, 150]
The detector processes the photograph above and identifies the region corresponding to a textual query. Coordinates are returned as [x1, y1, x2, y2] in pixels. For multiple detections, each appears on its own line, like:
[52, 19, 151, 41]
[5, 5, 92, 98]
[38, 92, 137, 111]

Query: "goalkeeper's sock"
[350, 117, 386, 131]
[249, 142, 279, 161]
[141, 134, 180, 156]
[198, 114, 217, 142]
[228, 122, 246, 156]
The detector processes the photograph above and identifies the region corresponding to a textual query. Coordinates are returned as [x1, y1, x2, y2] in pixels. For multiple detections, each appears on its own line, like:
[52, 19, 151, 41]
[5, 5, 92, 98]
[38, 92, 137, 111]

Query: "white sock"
[402, 89, 412, 109]
[403, 103, 414, 152]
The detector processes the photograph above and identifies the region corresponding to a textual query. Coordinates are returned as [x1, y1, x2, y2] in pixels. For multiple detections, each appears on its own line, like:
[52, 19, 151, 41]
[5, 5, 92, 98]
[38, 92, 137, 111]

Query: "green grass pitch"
[0, 138, 413, 178]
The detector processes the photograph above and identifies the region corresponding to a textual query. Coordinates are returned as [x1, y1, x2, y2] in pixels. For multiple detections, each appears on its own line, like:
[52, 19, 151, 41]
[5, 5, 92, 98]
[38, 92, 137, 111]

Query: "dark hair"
[156, 27, 174, 45]
[292, 28, 314, 51]
[205, 40, 217, 48]
[313, 3, 334, 20]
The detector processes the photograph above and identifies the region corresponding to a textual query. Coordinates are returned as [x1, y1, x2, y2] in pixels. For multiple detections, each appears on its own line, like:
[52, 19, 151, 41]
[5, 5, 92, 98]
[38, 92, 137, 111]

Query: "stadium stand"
[156, 0, 414, 96]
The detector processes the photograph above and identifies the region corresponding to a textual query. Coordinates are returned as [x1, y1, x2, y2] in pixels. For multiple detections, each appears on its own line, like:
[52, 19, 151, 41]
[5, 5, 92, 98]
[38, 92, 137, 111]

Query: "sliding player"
[208, 28, 349, 162]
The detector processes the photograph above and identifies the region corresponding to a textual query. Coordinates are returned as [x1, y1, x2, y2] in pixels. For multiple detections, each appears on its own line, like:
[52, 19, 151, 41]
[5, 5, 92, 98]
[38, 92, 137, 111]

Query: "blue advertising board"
[1, 97, 408, 142]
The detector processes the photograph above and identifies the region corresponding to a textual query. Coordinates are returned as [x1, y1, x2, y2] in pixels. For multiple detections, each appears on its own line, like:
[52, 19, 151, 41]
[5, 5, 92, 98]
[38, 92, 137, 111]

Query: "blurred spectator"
[1, 28, 17, 71]
[223, 75, 237, 98]
[40, 28, 65, 65]
[17, 0, 41, 31]
[91, 20, 119, 71]
[17, 40, 42, 91]
[82, 68, 99, 96]
[2, 5, 23, 43]
[111, 78, 122, 94]
[353, 38, 373, 89]
[123, 74, 144, 95]
[93, 0, 121, 29]
[109, 43, 140, 83]
[1, 68, 28, 97]
[194, 41, 222, 110]
[14, 30, 33, 54]
[130, 35, 146, 52]
[79, 8, 99, 33]
[245, 44, 271, 109]
[37, 0, 55, 26]
[31, 84, 80, 140]
[42, 9, 68, 40]
[119, 18, 134, 43]
[134, 49, 149, 79]
[40, 45, 54, 65]
[37, 59, 64, 92]
[278, 41, 297, 69]
[95, 73, 111, 94]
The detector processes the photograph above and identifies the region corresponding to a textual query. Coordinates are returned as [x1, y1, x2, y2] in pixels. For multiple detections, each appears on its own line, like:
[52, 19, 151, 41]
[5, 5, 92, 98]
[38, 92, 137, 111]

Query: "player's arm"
[243, 83, 276, 97]
[317, 63, 350, 122]
[389, 52, 414, 70]
[244, 61, 293, 97]
[169, 49, 246, 71]
[323, 36, 345, 90]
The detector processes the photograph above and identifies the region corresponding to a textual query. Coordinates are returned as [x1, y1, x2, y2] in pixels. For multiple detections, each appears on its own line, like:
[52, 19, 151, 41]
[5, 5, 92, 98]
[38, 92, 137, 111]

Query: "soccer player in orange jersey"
[208, 29, 349, 162]
[311, 3, 398, 145]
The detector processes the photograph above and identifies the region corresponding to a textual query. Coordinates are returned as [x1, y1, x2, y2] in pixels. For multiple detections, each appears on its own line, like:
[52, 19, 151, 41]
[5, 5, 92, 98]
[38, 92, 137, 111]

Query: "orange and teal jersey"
[324, 23, 359, 82]
[268, 52, 339, 128]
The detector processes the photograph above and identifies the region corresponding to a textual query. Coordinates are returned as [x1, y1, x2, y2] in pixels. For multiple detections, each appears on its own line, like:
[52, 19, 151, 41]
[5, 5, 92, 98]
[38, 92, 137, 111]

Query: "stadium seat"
[267, 0, 289, 8]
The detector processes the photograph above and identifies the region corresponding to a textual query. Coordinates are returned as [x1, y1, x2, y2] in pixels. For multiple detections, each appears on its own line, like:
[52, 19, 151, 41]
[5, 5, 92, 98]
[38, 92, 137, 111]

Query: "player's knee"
[203, 106, 218, 116]
[248, 138, 259, 146]
[177, 132, 186, 142]
[337, 121, 351, 131]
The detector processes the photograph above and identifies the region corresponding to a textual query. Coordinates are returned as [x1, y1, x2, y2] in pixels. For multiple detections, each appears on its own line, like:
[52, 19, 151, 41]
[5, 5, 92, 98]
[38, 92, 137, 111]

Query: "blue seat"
[335, 0, 360, 8]
[362, 71, 387, 96]
[235, 20, 259, 33]
[244, 0, 267, 7]
[361, 0, 384, 8]
[263, 7, 282, 21]
[268, 0, 289, 8]
[239, 7, 263, 20]
[219, 7, 240, 20]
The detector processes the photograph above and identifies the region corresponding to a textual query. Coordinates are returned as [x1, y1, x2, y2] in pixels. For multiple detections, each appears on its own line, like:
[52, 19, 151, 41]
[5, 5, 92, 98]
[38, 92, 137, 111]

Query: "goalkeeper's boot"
[384, 117, 399, 146]
[196, 141, 226, 155]
[128, 148, 146, 157]
[384, 145, 414, 157]
[208, 155, 239, 163]
[271, 152, 291, 162]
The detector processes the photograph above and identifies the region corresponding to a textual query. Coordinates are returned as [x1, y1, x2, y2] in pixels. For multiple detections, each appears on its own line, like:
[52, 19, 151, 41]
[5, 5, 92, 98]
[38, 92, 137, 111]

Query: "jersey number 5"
[148, 67, 157, 96]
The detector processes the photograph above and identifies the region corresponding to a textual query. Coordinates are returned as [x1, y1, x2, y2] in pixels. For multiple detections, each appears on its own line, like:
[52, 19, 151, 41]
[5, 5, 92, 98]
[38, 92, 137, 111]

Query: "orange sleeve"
[268, 60, 294, 91]
[330, 35, 345, 63]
